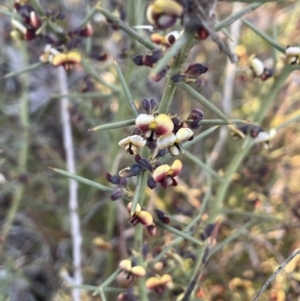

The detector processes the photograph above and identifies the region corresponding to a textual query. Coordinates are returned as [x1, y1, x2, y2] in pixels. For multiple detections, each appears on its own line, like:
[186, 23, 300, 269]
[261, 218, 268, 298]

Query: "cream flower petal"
[135, 114, 155, 132]
[118, 136, 131, 147]
[129, 135, 146, 147]
[175, 128, 193, 143]
[157, 132, 176, 149]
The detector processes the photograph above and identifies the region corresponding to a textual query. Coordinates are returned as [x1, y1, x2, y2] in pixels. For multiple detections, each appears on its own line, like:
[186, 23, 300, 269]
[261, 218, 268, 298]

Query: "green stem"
[157, 32, 195, 113]
[241, 18, 285, 53]
[200, 119, 248, 125]
[99, 288, 107, 301]
[184, 150, 223, 181]
[209, 66, 295, 222]
[154, 187, 211, 263]
[81, 58, 120, 93]
[52, 92, 113, 99]
[97, 6, 157, 50]
[89, 119, 136, 131]
[113, 58, 139, 117]
[30, 0, 44, 16]
[209, 137, 254, 222]
[4, 62, 44, 79]
[180, 247, 205, 301]
[256, 65, 294, 123]
[161, 126, 219, 164]
[49, 167, 114, 193]
[93, 268, 121, 296]
[81, 6, 97, 27]
[177, 82, 231, 123]
[156, 221, 204, 246]
[214, 2, 263, 31]
[130, 170, 148, 215]
[132, 171, 149, 301]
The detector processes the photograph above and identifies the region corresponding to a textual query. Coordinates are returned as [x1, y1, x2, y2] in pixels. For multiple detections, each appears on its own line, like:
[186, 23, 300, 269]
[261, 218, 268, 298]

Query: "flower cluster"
[117, 258, 174, 299]
[116, 103, 203, 190]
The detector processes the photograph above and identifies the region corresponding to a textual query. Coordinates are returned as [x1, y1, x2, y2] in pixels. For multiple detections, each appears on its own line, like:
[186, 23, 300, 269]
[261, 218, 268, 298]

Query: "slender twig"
[177, 83, 231, 123]
[194, 1, 237, 63]
[156, 221, 204, 246]
[241, 18, 285, 53]
[49, 167, 115, 193]
[81, 58, 120, 93]
[214, 2, 262, 31]
[252, 249, 300, 301]
[184, 150, 223, 181]
[151, 31, 193, 79]
[180, 246, 205, 301]
[96, 6, 157, 50]
[4, 62, 44, 79]
[89, 119, 136, 131]
[113, 58, 139, 117]
[58, 67, 82, 301]
[93, 269, 121, 296]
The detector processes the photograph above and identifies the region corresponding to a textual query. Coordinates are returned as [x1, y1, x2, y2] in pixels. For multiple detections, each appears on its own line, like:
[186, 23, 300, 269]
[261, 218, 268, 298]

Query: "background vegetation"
[0, 0, 300, 300]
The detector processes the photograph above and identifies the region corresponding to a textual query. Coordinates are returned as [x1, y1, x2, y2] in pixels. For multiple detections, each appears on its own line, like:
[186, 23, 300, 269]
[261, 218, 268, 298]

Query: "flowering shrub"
[1, 0, 300, 301]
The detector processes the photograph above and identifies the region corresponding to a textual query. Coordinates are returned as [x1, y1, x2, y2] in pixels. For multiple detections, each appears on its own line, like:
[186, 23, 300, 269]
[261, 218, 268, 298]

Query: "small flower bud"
[187, 108, 204, 122]
[184, 63, 208, 76]
[150, 67, 168, 82]
[134, 155, 153, 172]
[80, 23, 93, 37]
[154, 209, 170, 223]
[25, 28, 36, 40]
[197, 26, 209, 40]
[93, 237, 112, 250]
[110, 188, 124, 201]
[132, 55, 144, 66]
[106, 172, 121, 185]
[171, 74, 186, 83]
[147, 177, 157, 189]
[147, 224, 158, 236]
[166, 33, 176, 45]
[142, 98, 151, 114]
[261, 68, 274, 81]
[249, 55, 264, 77]
[119, 164, 143, 178]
